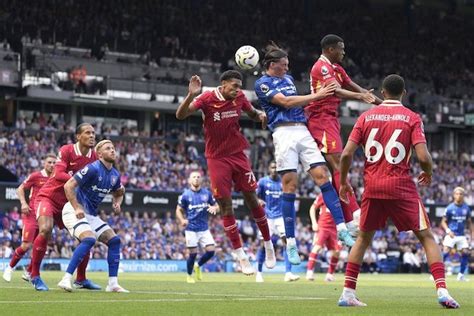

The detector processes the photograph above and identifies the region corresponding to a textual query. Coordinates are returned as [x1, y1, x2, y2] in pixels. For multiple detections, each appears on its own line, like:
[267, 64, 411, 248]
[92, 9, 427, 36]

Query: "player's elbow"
[175, 112, 185, 120]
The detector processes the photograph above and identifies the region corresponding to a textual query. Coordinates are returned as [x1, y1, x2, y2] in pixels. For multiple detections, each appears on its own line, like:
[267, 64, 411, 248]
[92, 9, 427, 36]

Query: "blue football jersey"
[255, 74, 307, 131]
[178, 188, 215, 232]
[257, 176, 282, 219]
[444, 202, 471, 236]
[74, 160, 121, 216]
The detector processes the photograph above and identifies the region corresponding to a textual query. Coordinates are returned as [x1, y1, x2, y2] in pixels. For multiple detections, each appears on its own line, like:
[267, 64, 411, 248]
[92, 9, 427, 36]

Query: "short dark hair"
[220, 70, 243, 82]
[321, 34, 344, 50]
[262, 42, 288, 70]
[75, 122, 93, 134]
[382, 74, 405, 97]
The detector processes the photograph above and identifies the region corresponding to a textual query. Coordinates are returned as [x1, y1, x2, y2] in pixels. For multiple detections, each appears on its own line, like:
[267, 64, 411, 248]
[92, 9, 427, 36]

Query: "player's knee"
[310, 166, 330, 186]
[242, 191, 259, 209]
[39, 224, 52, 237]
[21, 242, 32, 251]
[217, 198, 233, 215]
[107, 236, 121, 249]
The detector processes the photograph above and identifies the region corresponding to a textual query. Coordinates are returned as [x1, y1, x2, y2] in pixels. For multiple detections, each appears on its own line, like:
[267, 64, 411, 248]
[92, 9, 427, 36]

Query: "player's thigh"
[231, 152, 258, 193]
[442, 235, 456, 248]
[316, 229, 330, 247]
[35, 199, 57, 231]
[62, 202, 93, 239]
[272, 128, 299, 172]
[307, 118, 342, 154]
[185, 230, 199, 248]
[198, 230, 216, 249]
[454, 236, 469, 250]
[85, 213, 113, 239]
[325, 230, 339, 251]
[297, 128, 326, 172]
[388, 198, 430, 232]
[360, 197, 390, 232]
[207, 157, 233, 199]
[21, 214, 38, 243]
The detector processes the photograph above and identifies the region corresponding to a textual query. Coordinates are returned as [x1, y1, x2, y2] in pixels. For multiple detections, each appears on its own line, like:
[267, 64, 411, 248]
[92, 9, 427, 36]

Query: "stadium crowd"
[1, 126, 473, 204]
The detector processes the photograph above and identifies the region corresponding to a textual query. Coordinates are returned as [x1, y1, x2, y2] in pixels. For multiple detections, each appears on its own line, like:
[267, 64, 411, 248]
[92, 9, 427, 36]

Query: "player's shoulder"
[59, 143, 74, 155]
[255, 74, 271, 85]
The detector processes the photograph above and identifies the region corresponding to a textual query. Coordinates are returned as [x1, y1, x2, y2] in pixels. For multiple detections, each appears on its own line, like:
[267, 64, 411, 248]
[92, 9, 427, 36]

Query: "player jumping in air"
[306, 34, 382, 233]
[176, 70, 276, 275]
[337, 74, 459, 308]
[254, 43, 355, 266]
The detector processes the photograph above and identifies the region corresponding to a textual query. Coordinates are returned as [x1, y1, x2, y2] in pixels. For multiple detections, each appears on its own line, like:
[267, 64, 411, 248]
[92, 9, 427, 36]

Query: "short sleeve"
[255, 77, 279, 102]
[238, 92, 252, 112]
[208, 191, 216, 206]
[311, 62, 337, 93]
[348, 115, 364, 145]
[178, 193, 187, 209]
[313, 195, 324, 209]
[22, 173, 36, 190]
[192, 93, 206, 110]
[411, 115, 427, 146]
[74, 164, 97, 188]
[112, 173, 122, 192]
[257, 179, 265, 199]
[335, 64, 352, 86]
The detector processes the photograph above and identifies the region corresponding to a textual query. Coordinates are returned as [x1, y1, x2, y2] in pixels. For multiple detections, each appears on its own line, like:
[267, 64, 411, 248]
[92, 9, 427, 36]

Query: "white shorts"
[185, 230, 215, 248]
[272, 125, 326, 172]
[258, 216, 285, 239]
[443, 235, 469, 249]
[62, 202, 112, 239]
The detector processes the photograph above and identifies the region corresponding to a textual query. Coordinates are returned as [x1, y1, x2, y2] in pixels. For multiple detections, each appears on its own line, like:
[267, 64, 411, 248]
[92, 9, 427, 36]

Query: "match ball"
[235, 45, 259, 70]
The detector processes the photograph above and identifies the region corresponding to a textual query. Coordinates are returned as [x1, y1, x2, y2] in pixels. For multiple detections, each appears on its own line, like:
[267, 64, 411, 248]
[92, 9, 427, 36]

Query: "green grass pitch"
[0, 272, 472, 315]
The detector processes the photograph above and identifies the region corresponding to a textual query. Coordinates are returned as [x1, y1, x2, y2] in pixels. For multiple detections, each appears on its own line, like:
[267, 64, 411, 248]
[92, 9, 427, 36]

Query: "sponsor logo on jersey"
[213, 112, 221, 121]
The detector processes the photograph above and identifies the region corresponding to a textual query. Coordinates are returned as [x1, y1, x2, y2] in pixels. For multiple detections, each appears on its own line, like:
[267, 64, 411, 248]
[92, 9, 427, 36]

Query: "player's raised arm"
[339, 140, 358, 204]
[176, 75, 202, 120]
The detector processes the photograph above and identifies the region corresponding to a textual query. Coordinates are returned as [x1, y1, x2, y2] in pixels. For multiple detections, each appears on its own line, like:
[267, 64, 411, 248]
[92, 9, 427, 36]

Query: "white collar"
[74, 142, 92, 157]
[40, 169, 48, 177]
[214, 87, 226, 101]
[381, 100, 403, 107]
[319, 54, 332, 65]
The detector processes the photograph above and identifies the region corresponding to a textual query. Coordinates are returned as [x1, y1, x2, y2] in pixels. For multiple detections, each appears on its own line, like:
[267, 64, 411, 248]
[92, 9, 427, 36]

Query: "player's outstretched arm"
[176, 75, 201, 120]
[344, 81, 383, 105]
[414, 143, 433, 186]
[64, 177, 86, 219]
[271, 82, 337, 109]
[16, 183, 32, 215]
[339, 140, 358, 204]
[245, 107, 267, 129]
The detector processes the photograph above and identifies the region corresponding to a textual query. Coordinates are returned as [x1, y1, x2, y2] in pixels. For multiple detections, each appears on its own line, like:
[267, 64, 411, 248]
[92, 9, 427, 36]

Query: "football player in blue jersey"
[254, 42, 355, 265]
[441, 187, 472, 281]
[255, 162, 300, 282]
[58, 139, 128, 293]
[176, 171, 219, 283]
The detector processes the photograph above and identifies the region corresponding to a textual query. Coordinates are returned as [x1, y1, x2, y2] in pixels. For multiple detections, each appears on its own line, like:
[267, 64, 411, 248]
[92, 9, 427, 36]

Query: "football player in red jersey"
[2, 153, 56, 283]
[306, 34, 382, 231]
[337, 74, 459, 308]
[306, 195, 342, 282]
[29, 123, 100, 291]
[176, 70, 276, 275]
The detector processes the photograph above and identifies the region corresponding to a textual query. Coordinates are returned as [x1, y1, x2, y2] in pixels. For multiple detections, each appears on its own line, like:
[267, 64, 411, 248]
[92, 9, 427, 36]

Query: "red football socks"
[307, 252, 317, 271]
[328, 255, 339, 274]
[222, 215, 242, 249]
[30, 235, 48, 278]
[9, 247, 27, 268]
[76, 254, 90, 282]
[430, 262, 447, 289]
[251, 206, 271, 241]
[344, 262, 361, 290]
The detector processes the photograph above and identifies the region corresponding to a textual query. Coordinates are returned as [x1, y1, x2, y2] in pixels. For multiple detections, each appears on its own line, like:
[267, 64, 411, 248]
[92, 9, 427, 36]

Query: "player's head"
[188, 171, 202, 189]
[95, 139, 116, 163]
[268, 161, 278, 178]
[263, 42, 288, 78]
[219, 70, 243, 100]
[76, 123, 96, 148]
[321, 34, 345, 63]
[453, 187, 465, 204]
[43, 153, 57, 174]
[381, 74, 406, 100]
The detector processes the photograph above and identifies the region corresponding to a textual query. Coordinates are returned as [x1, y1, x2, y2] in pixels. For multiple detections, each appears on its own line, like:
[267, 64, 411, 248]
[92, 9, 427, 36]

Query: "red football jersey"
[305, 55, 352, 118]
[313, 195, 336, 230]
[37, 143, 96, 206]
[349, 100, 426, 199]
[193, 88, 252, 159]
[22, 169, 49, 210]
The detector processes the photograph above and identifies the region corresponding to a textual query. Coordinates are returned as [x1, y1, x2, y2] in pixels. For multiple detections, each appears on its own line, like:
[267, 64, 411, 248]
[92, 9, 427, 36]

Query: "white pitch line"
[0, 285, 327, 301]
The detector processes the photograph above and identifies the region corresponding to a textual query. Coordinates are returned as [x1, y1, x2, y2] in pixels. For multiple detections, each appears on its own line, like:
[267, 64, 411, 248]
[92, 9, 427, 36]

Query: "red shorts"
[307, 115, 342, 154]
[35, 197, 65, 229]
[360, 197, 431, 232]
[21, 213, 39, 243]
[207, 151, 257, 199]
[313, 227, 341, 251]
